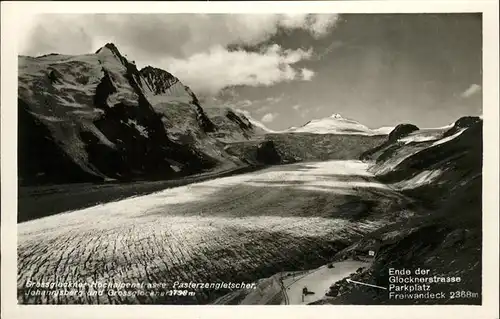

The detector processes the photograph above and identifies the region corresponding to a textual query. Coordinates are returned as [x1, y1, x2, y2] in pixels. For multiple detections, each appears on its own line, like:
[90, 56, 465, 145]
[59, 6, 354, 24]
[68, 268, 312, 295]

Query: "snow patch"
[372, 126, 394, 135]
[398, 132, 441, 144]
[431, 128, 466, 146]
[170, 165, 182, 172]
[391, 169, 444, 190]
[125, 119, 149, 138]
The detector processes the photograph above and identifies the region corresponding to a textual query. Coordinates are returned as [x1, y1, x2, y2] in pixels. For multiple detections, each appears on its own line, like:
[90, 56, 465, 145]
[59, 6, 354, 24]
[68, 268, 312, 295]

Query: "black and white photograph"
[1, 1, 499, 318]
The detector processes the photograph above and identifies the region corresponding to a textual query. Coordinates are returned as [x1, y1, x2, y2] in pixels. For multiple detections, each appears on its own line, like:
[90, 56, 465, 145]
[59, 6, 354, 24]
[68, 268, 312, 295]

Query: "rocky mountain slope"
[316, 116, 483, 305]
[18, 44, 267, 186]
[204, 107, 268, 142]
[224, 133, 386, 166]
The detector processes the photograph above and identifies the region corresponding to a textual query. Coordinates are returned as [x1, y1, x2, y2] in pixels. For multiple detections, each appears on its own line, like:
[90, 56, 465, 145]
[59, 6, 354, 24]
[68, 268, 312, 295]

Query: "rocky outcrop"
[255, 141, 281, 165]
[443, 116, 481, 137]
[93, 69, 117, 109]
[387, 123, 419, 142]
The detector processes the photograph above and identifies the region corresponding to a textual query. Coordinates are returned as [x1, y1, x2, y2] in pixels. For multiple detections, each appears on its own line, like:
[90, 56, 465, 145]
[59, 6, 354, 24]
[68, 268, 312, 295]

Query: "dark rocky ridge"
[225, 133, 386, 166]
[140, 66, 178, 95]
[388, 123, 419, 142]
[93, 69, 117, 109]
[443, 116, 481, 137]
[226, 109, 253, 138]
[185, 86, 217, 133]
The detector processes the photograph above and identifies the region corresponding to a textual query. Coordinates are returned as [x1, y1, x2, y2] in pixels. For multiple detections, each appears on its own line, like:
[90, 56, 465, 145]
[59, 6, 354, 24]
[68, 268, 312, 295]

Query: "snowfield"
[18, 160, 414, 305]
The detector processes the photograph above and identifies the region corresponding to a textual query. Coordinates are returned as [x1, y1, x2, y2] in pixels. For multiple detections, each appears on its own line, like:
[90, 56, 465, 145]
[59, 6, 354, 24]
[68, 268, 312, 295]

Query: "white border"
[1, 2, 498, 319]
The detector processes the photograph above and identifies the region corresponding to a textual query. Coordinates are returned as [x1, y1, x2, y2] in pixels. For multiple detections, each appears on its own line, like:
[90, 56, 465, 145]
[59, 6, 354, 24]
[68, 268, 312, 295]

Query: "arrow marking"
[346, 279, 387, 290]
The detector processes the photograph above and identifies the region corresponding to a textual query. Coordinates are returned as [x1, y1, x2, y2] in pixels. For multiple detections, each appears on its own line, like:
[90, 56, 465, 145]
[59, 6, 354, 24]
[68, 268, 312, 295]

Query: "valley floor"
[17, 160, 416, 305]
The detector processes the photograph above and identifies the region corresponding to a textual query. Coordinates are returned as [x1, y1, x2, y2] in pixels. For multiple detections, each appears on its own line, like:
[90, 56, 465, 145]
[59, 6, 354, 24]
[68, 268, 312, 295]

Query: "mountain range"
[18, 43, 479, 188]
[18, 43, 272, 185]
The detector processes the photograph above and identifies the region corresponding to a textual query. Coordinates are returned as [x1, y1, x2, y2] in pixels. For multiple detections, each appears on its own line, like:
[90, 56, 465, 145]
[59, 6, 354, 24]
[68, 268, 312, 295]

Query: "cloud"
[265, 94, 285, 104]
[207, 90, 286, 113]
[19, 14, 339, 94]
[313, 40, 344, 61]
[279, 14, 340, 38]
[20, 14, 339, 58]
[164, 45, 314, 94]
[292, 104, 302, 110]
[300, 68, 315, 81]
[261, 113, 278, 123]
[460, 84, 482, 98]
[307, 14, 341, 38]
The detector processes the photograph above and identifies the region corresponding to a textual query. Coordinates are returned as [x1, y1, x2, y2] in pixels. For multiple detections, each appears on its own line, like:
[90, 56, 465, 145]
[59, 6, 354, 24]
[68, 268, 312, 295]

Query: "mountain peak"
[330, 113, 344, 119]
[95, 43, 125, 59]
[104, 42, 120, 51]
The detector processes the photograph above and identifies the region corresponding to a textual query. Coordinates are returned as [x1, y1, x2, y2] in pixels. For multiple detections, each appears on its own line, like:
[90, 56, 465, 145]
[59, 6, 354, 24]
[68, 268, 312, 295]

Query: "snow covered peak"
[95, 43, 121, 56]
[95, 43, 124, 61]
[103, 43, 121, 54]
[94, 43, 139, 71]
[287, 114, 388, 136]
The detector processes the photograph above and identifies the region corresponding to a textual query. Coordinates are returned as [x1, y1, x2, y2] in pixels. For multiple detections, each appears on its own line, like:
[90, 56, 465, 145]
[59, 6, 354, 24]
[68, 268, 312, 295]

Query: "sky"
[19, 13, 482, 130]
